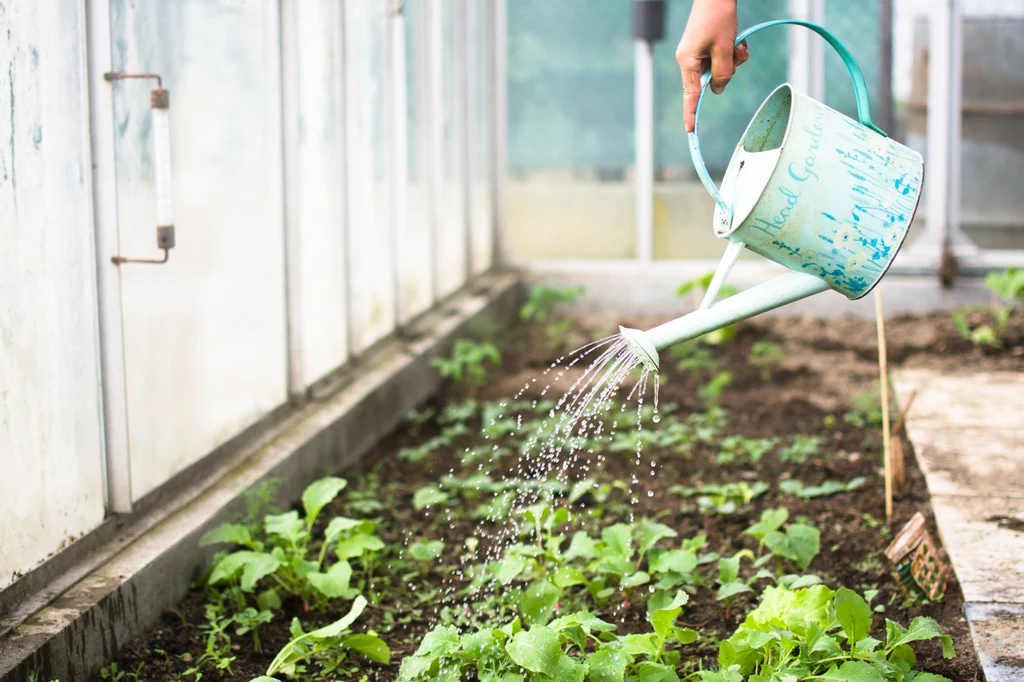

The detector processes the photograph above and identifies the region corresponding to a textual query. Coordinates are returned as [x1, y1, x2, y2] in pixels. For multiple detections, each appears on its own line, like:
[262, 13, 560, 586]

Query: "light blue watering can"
[620, 20, 924, 372]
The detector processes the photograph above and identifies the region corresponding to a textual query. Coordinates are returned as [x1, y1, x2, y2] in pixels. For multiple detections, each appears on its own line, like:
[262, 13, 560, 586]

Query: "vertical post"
[456, 0, 472, 285]
[86, 0, 133, 513]
[391, 2, 408, 328]
[632, 0, 665, 263]
[338, 0, 357, 359]
[426, 0, 444, 304]
[492, 0, 507, 268]
[280, 0, 305, 398]
[635, 40, 654, 262]
[788, 0, 825, 101]
[920, 0, 974, 266]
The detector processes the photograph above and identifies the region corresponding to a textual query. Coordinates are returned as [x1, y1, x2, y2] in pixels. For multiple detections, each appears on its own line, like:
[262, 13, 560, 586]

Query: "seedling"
[677, 272, 738, 345]
[780, 475, 868, 499]
[430, 339, 501, 386]
[777, 434, 823, 463]
[748, 340, 786, 381]
[952, 266, 1024, 347]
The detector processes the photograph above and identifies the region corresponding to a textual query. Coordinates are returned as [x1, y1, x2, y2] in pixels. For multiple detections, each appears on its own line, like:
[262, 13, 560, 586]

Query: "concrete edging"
[0, 273, 522, 682]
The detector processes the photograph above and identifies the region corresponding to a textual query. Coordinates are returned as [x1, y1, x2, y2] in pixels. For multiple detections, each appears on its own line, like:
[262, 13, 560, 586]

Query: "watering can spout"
[619, 271, 830, 373]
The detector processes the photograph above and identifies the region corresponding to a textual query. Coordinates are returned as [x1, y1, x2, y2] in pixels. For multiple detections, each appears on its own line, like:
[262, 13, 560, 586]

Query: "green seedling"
[701, 584, 955, 681]
[780, 475, 868, 499]
[952, 266, 1024, 348]
[716, 435, 777, 464]
[257, 596, 390, 680]
[777, 434, 823, 463]
[430, 339, 501, 386]
[671, 481, 769, 516]
[748, 340, 787, 382]
[201, 477, 383, 612]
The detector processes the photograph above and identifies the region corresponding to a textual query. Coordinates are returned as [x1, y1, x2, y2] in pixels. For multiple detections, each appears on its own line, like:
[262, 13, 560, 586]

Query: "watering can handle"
[688, 19, 887, 227]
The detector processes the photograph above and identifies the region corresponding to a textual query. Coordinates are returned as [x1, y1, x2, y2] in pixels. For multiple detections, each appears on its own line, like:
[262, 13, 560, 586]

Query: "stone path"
[894, 369, 1024, 682]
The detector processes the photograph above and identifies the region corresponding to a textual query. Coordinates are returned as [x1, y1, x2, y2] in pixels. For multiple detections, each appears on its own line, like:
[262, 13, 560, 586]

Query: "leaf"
[414, 624, 461, 657]
[257, 588, 282, 611]
[552, 567, 588, 588]
[906, 674, 952, 682]
[765, 523, 820, 570]
[409, 539, 444, 561]
[264, 511, 306, 544]
[199, 523, 253, 548]
[716, 582, 753, 601]
[506, 627, 562, 674]
[413, 486, 449, 510]
[323, 517, 365, 545]
[651, 591, 688, 641]
[564, 532, 598, 561]
[718, 555, 741, 584]
[521, 581, 560, 626]
[651, 549, 697, 575]
[342, 633, 392, 664]
[636, 661, 681, 682]
[207, 551, 282, 592]
[835, 587, 873, 647]
[302, 477, 347, 524]
[306, 560, 356, 599]
[335, 532, 385, 560]
[621, 633, 658, 657]
[309, 595, 367, 639]
[818, 661, 885, 681]
[544, 653, 587, 682]
[587, 647, 629, 682]
[743, 508, 789, 541]
[602, 524, 633, 558]
[493, 553, 528, 584]
[621, 571, 651, 589]
[548, 611, 617, 634]
[639, 520, 678, 556]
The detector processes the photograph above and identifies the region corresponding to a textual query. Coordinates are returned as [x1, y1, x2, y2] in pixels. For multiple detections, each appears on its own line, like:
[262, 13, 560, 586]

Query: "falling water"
[418, 329, 661, 626]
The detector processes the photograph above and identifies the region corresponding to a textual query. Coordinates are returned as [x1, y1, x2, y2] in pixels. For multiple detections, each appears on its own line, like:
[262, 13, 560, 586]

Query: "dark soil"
[95, 310, 1024, 682]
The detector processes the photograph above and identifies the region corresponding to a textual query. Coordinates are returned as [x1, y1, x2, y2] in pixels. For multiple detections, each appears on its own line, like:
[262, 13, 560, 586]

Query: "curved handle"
[688, 19, 886, 229]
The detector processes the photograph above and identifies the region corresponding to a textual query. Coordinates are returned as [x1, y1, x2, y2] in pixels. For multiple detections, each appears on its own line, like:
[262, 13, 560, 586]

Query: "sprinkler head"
[618, 326, 660, 373]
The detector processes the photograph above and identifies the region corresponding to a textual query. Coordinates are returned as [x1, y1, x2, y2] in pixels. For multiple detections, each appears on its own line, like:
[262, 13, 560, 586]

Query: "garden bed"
[92, 305, 1024, 682]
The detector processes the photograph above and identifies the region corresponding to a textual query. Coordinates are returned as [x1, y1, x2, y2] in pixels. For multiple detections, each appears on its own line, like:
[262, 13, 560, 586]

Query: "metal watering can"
[620, 20, 924, 373]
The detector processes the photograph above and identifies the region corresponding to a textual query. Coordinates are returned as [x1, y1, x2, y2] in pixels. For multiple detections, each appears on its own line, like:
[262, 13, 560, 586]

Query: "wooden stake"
[875, 288, 893, 520]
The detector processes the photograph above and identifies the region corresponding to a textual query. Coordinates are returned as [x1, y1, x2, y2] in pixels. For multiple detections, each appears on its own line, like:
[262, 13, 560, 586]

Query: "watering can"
[620, 20, 923, 373]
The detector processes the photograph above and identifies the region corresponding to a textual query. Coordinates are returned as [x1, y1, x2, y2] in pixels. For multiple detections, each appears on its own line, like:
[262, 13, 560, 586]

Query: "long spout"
[619, 271, 830, 372]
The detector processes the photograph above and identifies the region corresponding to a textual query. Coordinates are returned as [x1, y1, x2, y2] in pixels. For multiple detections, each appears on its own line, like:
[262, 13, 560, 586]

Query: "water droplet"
[647, 490, 654, 498]
[652, 414, 661, 423]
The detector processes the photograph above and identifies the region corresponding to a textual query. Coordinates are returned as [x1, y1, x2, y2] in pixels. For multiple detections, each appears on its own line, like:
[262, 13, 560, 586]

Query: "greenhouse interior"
[1, 1, 1023, 681]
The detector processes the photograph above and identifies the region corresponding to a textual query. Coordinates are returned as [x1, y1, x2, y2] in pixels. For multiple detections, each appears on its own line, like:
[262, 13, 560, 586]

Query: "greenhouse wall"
[0, 0, 500, 592]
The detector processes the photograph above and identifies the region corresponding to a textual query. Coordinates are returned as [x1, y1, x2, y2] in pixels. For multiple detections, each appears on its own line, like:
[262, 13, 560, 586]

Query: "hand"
[676, 0, 749, 133]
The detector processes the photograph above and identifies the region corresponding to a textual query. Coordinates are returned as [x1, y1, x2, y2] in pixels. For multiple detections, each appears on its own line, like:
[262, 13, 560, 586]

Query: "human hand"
[676, 0, 749, 133]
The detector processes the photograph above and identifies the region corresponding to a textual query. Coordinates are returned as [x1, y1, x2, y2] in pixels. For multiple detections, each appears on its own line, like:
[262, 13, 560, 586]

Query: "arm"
[676, 0, 749, 132]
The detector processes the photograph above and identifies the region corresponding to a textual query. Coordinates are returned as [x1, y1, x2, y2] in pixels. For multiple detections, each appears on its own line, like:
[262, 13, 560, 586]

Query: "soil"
[94, 309, 1024, 682]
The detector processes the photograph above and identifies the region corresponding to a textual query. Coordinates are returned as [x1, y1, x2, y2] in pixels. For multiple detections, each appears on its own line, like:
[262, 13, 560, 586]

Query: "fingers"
[709, 41, 736, 95]
[734, 39, 749, 67]
[679, 55, 703, 133]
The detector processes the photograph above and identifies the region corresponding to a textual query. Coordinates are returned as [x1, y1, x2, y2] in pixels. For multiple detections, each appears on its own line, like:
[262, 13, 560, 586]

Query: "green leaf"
[521, 581, 560, 626]
[506, 627, 562, 674]
[548, 611, 617, 634]
[587, 647, 629, 682]
[493, 553, 529, 584]
[308, 595, 367, 639]
[835, 587, 873, 647]
[409, 539, 444, 561]
[413, 485, 449, 510]
[636, 661, 681, 682]
[639, 520, 678, 556]
[306, 560, 356, 599]
[257, 588, 282, 611]
[743, 508, 789, 541]
[621, 633, 658, 657]
[543, 653, 587, 682]
[651, 549, 697, 575]
[342, 633, 392, 664]
[323, 516, 365, 545]
[718, 555, 741, 584]
[650, 590, 688, 641]
[199, 523, 253, 548]
[552, 567, 587, 588]
[602, 524, 633, 558]
[414, 624, 461, 657]
[564, 532, 598, 561]
[335, 532, 385, 560]
[716, 582, 753, 601]
[889, 643, 916, 672]
[906, 674, 952, 682]
[207, 551, 282, 591]
[621, 571, 651, 589]
[264, 511, 306, 544]
[302, 477, 347, 524]
[251, 678, 281, 682]
[818, 661, 885, 681]
[765, 523, 820, 570]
